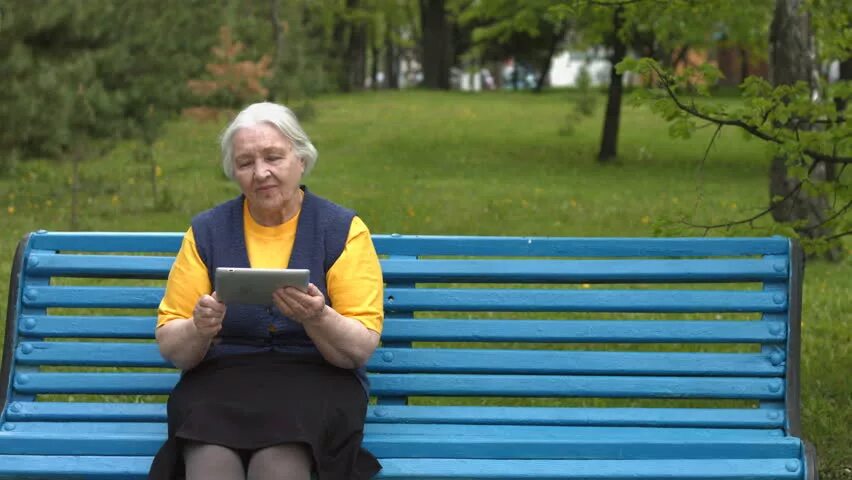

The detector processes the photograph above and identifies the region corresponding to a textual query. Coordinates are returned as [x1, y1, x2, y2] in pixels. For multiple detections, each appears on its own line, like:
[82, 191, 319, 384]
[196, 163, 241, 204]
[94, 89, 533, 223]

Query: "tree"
[597, 5, 627, 162]
[767, 0, 840, 257]
[0, 0, 220, 225]
[456, 0, 568, 92]
[590, 0, 772, 162]
[420, 0, 452, 89]
[619, 0, 849, 256]
[459, 0, 768, 162]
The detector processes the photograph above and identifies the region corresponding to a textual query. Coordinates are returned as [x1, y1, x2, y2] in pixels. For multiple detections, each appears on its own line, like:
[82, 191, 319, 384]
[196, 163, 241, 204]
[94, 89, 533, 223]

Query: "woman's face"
[231, 123, 305, 224]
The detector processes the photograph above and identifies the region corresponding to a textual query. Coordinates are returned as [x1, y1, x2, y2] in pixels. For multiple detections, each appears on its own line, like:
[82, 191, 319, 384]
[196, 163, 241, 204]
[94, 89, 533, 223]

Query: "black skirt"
[148, 351, 381, 479]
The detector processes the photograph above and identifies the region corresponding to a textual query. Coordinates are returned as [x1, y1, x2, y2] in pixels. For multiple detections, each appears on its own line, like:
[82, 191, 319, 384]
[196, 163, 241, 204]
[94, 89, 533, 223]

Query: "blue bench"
[1, 231, 818, 479]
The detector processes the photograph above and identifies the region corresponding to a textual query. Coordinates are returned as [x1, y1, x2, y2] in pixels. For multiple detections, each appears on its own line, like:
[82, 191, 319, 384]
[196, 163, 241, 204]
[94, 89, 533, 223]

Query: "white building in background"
[454, 49, 616, 92]
[548, 50, 612, 87]
[400, 48, 627, 91]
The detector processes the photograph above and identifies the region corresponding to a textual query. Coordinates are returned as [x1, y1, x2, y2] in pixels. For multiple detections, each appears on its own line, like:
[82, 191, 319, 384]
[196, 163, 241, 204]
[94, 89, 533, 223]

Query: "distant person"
[148, 102, 384, 480]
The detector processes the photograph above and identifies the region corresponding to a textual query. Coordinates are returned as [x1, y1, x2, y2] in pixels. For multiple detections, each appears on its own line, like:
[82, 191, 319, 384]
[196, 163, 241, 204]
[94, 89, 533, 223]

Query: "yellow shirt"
[157, 200, 384, 333]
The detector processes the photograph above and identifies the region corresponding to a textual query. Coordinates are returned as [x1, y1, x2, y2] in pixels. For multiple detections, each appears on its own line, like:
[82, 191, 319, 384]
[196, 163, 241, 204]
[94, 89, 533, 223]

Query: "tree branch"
[649, 64, 852, 165]
[799, 200, 852, 232]
[823, 230, 852, 241]
[678, 181, 804, 232]
[586, 0, 646, 5]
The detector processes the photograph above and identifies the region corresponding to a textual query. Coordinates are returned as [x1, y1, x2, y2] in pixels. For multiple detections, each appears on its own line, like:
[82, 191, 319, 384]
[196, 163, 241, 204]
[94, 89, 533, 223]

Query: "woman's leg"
[184, 442, 246, 480]
[246, 443, 312, 480]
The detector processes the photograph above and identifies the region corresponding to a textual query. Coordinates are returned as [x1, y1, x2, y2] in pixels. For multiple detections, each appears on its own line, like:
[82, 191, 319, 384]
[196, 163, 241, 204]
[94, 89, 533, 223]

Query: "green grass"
[1, 89, 849, 478]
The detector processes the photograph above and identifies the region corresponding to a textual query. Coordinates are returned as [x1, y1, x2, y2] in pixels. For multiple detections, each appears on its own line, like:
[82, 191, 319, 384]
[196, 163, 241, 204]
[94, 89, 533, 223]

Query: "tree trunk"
[533, 23, 567, 93]
[834, 57, 851, 113]
[419, 0, 450, 90]
[385, 25, 398, 89]
[739, 47, 750, 84]
[268, 0, 285, 102]
[371, 46, 380, 90]
[331, 15, 348, 92]
[597, 6, 627, 163]
[768, 0, 839, 259]
[344, 0, 367, 91]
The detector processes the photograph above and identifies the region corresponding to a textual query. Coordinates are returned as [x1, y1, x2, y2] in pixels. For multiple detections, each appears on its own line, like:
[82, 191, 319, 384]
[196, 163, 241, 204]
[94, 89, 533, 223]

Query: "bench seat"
[0, 232, 817, 479]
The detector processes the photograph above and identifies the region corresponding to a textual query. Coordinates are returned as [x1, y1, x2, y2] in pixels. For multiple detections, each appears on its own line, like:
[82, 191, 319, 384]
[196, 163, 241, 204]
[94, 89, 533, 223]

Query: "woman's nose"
[253, 162, 271, 178]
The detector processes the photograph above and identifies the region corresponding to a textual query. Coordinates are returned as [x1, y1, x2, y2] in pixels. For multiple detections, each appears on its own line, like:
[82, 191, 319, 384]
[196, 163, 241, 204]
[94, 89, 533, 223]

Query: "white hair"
[220, 102, 318, 180]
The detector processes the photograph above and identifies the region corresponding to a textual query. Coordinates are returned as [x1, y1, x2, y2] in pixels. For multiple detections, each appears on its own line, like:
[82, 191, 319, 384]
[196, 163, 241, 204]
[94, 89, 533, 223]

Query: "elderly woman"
[148, 102, 383, 480]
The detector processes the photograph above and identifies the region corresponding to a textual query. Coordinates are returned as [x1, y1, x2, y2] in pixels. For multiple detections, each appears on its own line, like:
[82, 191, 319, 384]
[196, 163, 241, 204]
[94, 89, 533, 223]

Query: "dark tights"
[184, 442, 312, 480]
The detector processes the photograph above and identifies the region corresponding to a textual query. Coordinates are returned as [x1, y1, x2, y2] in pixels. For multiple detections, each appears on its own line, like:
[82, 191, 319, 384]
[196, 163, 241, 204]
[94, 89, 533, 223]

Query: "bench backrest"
[2, 232, 804, 436]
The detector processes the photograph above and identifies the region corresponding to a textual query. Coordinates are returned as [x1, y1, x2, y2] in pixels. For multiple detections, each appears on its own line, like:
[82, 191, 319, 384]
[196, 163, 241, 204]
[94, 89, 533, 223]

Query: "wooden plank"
[13, 372, 786, 399]
[380, 319, 788, 343]
[375, 458, 804, 479]
[364, 405, 785, 429]
[370, 374, 785, 399]
[6, 403, 167, 422]
[0, 424, 800, 460]
[18, 316, 156, 339]
[380, 258, 787, 283]
[369, 348, 784, 376]
[26, 255, 787, 283]
[20, 316, 786, 343]
[20, 286, 164, 309]
[27, 232, 183, 253]
[28, 233, 790, 257]
[15, 342, 166, 368]
[0, 455, 806, 479]
[384, 288, 787, 313]
[6, 402, 786, 428]
[373, 235, 790, 258]
[14, 342, 784, 376]
[19, 286, 788, 313]
[26, 254, 173, 279]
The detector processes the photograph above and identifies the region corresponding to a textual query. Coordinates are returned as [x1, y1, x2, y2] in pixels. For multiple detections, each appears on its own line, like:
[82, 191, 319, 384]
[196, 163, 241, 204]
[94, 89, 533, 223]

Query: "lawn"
[0, 89, 849, 477]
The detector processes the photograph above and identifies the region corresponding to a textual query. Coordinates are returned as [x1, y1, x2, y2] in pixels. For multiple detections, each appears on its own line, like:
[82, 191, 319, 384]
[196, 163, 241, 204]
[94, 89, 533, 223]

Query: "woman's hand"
[273, 283, 327, 325]
[193, 292, 226, 338]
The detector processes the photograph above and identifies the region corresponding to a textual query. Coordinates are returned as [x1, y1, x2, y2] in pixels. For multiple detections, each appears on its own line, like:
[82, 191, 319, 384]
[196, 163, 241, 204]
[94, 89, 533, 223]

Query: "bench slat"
[0, 425, 800, 460]
[380, 319, 787, 343]
[21, 286, 164, 309]
[19, 316, 156, 339]
[28, 232, 183, 253]
[25, 255, 788, 283]
[0, 455, 806, 479]
[4, 422, 786, 438]
[373, 236, 790, 257]
[13, 372, 785, 399]
[381, 258, 787, 283]
[29, 233, 790, 257]
[5, 402, 786, 428]
[22, 286, 787, 313]
[15, 342, 785, 377]
[381, 458, 805, 478]
[20, 316, 787, 343]
[26, 254, 173, 279]
[385, 288, 786, 313]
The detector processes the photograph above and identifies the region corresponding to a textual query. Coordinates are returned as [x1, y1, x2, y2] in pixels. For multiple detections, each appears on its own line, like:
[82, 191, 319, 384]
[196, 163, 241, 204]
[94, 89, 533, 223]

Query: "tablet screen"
[214, 268, 310, 305]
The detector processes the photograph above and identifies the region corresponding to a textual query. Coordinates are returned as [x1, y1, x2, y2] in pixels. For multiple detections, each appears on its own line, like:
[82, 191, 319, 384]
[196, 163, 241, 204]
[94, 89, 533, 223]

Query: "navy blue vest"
[191, 186, 369, 392]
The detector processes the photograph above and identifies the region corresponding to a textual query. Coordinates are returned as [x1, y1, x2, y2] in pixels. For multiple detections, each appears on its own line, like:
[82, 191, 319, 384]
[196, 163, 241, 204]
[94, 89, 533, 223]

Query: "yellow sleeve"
[326, 216, 384, 333]
[157, 228, 212, 328]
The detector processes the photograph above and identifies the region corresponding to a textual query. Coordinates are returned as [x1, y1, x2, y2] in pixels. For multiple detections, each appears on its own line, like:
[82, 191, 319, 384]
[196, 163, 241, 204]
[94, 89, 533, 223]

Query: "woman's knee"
[246, 443, 312, 480]
[184, 442, 245, 480]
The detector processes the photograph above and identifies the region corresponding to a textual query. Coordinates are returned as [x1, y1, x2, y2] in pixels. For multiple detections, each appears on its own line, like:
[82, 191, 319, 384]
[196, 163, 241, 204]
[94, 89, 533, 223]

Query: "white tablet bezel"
[214, 267, 310, 305]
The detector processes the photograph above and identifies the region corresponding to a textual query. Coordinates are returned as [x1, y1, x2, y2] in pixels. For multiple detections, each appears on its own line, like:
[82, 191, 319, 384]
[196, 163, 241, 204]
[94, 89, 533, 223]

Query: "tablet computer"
[214, 267, 310, 305]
